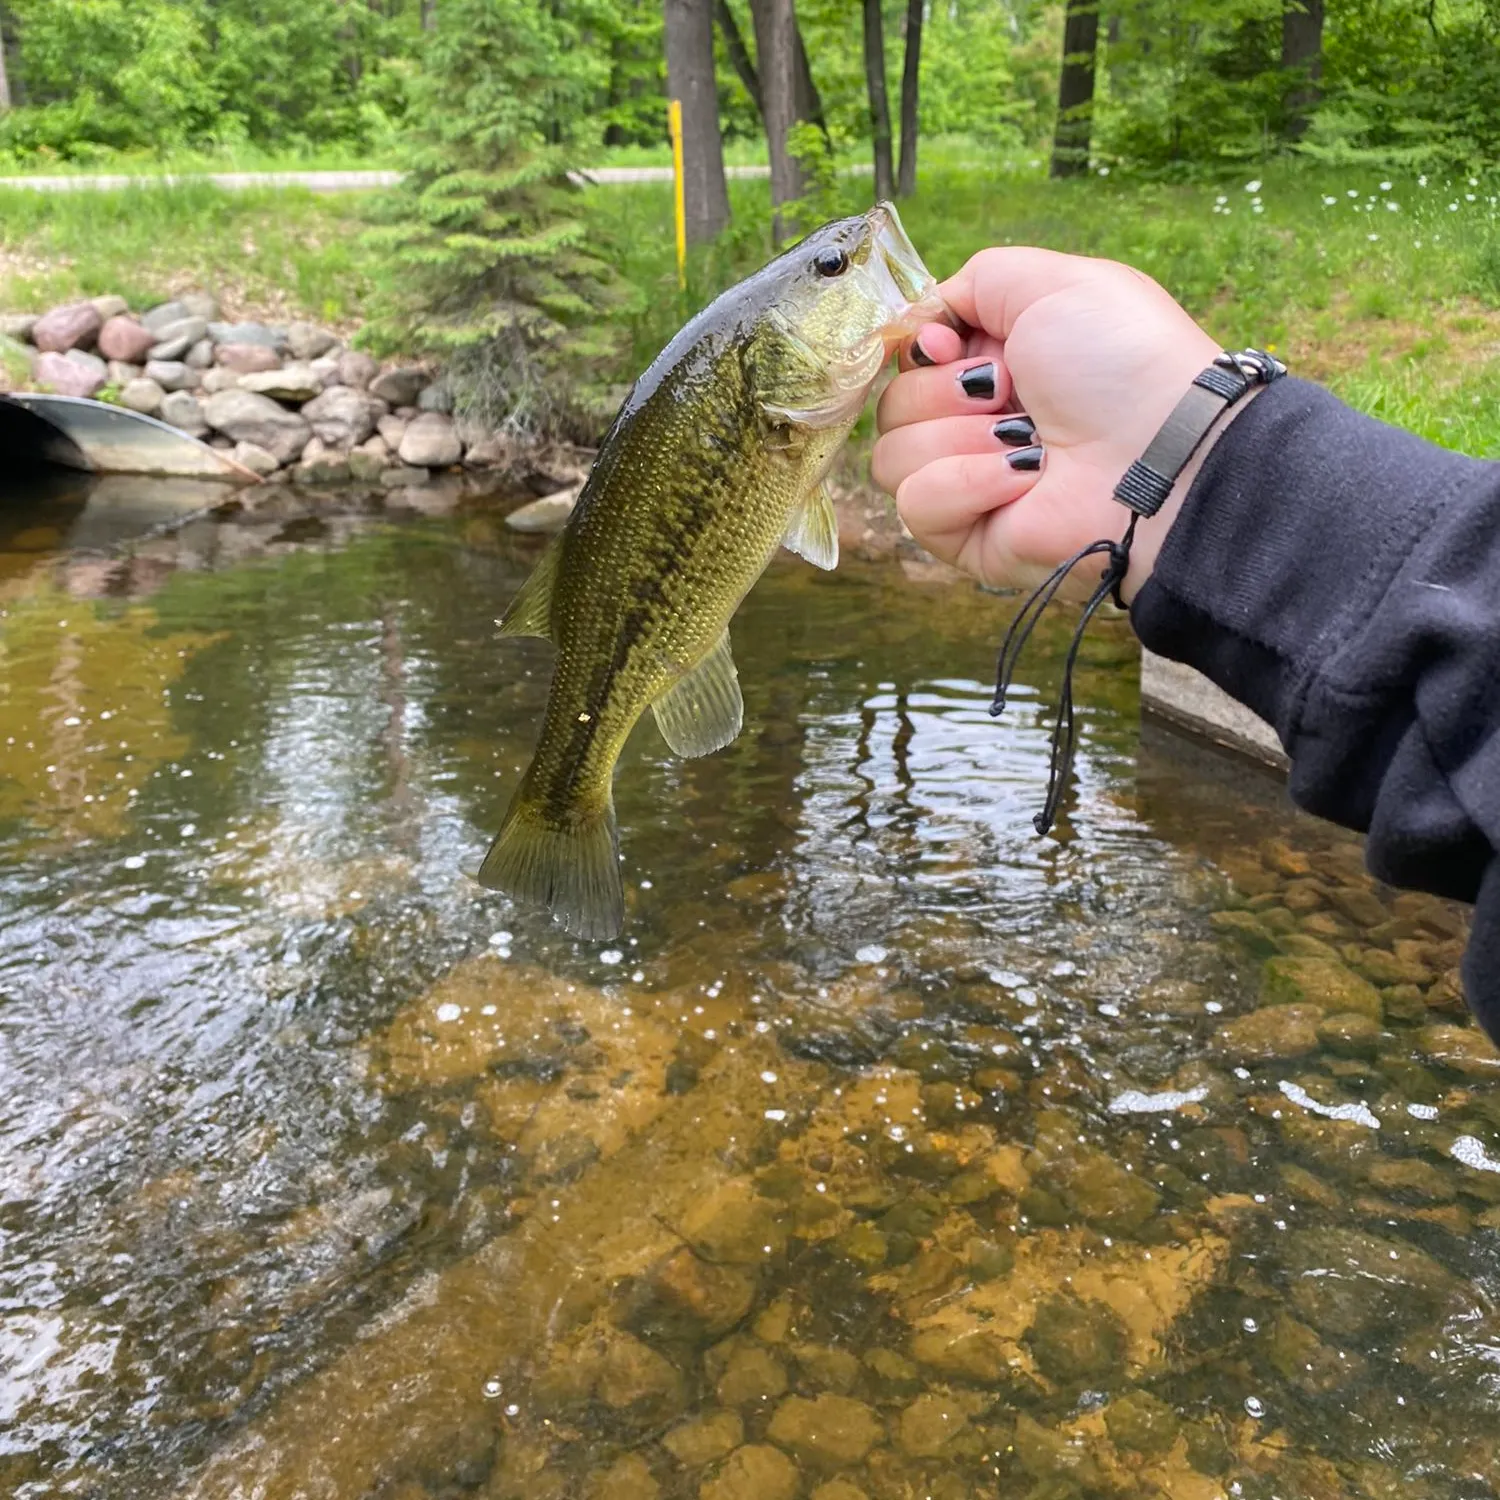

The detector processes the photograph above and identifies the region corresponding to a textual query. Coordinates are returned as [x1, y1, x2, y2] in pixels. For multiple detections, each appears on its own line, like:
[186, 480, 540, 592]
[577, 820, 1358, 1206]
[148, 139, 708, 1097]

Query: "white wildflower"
[1244, 179, 1262, 193]
[1347, 188, 1359, 197]
[1367, 232, 1379, 241]
[1386, 200, 1399, 211]
[1098, 165, 1110, 176]
[1379, 180, 1393, 191]
[1418, 174, 1428, 186]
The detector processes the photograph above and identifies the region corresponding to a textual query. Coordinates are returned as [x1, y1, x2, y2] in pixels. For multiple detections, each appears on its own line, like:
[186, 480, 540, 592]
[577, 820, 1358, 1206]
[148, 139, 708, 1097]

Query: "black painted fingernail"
[1006, 444, 1043, 472]
[959, 362, 996, 399]
[992, 416, 1036, 447]
[910, 338, 936, 367]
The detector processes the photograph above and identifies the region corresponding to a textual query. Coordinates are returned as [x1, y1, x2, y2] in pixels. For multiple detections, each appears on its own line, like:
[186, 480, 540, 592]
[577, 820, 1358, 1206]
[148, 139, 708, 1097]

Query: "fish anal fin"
[782, 483, 840, 571]
[652, 631, 743, 758]
[477, 791, 624, 941]
[497, 539, 561, 640]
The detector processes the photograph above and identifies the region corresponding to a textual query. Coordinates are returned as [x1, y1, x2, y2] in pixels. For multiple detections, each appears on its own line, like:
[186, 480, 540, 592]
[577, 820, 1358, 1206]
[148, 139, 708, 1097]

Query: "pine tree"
[365, 0, 620, 436]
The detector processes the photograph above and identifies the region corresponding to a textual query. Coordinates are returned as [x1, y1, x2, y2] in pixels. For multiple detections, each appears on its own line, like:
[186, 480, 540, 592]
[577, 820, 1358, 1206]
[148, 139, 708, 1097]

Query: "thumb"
[939, 247, 1139, 343]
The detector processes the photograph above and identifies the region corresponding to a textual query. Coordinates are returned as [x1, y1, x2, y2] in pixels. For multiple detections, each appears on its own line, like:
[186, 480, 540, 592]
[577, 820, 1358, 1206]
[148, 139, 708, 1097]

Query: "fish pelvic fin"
[477, 792, 624, 941]
[652, 630, 744, 757]
[782, 483, 840, 571]
[496, 538, 561, 640]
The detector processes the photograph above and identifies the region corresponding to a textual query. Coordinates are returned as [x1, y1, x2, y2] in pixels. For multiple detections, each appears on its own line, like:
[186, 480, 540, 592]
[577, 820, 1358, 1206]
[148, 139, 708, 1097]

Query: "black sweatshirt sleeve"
[1130, 376, 1500, 1042]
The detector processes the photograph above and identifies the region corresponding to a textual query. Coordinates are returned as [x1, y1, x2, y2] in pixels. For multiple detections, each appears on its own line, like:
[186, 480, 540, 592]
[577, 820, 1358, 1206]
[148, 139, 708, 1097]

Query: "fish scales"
[480, 203, 943, 938]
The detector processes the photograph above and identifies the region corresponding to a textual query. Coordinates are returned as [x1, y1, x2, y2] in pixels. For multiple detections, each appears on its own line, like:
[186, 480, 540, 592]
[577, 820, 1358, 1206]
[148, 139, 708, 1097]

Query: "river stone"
[239, 363, 322, 403]
[371, 365, 429, 406]
[897, 1393, 970, 1458]
[1214, 1003, 1322, 1062]
[766, 1393, 881, 1468]
[215, 342, 281, 374]
[504, 487, 578, 533]
[119, 377, 166, 414]
[200, 367, 241, 395]
[1208, 908, 1281, 958]
[380, 464, 431, 487]
[647, 1247, 758, 1341]
[32, 349, 105, 397]
[309, 354, 341, 388]
[1316, 1010, 1381, 1058]
[1353, 947, 1431, 988]
[185, 338, 215, 370]
[295, 450, 351, 485]
[286, 321, 338, 360]
[1416, 1022, 1500, 1076]
[179, 290, 219, 321]
[203, 389, 312, 465]
[106, 360, 142, 386]
[583, 1454, 659, 1500]
[349, 449, 387, 482]
[700, 1445, 799, 1500]
[664, 1410, 744, 1467]
[1263, 956, 1383, 1020]
[398, 411, 462, 468]
[144, 359, 198, 392]
[33, 301, 103, 354]
[142, 299, 190, 331]
[1103, 1391, 1180, 1456]
[159, 390, 208, 436]
[86, 293, 129, 322]
[0, 313, 37, 342]
[1365, 1157, 1456, 1202]
[209, 320, 285, 350]
[338, 349, 379, 389]
[97, 316, 156, 363]
[1284, 1225, 1460, 1340]
[713, 1342, 788, 1407]
[1025, 1294, 1128, 1386]
[810, 1484, 868, 1500]
[463, 431, 509, 467]
[231, 440, 280, 476]
[376, 413, 408, 450]
[148, 317, 210, 361]
[302, 384, 382, 448]
[417, 381, 453, 413]
[1326, 885, 1388, 929]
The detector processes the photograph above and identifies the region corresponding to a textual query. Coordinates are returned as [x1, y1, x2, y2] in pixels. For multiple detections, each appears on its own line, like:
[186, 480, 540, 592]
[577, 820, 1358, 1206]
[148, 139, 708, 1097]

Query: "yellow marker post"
[668, 98, 687, 291]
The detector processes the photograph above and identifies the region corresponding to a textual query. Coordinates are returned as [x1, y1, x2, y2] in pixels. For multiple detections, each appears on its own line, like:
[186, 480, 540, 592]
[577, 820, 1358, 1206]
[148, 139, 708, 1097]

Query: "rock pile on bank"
[0, 289, 510, 486]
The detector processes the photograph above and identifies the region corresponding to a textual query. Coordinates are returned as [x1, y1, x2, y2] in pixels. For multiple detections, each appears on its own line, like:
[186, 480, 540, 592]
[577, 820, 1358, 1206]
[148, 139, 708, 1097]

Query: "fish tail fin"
[477, 791, 624, 941]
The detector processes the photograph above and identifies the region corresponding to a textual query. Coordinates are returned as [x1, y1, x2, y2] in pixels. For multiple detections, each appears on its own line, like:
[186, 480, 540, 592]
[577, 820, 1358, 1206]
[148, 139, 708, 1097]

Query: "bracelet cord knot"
[988, 348, 1285, 837]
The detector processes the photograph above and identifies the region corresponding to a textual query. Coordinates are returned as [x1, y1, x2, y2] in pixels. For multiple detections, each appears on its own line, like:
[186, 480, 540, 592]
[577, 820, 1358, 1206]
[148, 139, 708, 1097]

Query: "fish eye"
[813, 247, 850, 277]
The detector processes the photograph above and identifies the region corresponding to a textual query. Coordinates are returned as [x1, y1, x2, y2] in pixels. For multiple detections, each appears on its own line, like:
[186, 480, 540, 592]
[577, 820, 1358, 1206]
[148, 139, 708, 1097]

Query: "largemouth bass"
[480, 201, 943, 938]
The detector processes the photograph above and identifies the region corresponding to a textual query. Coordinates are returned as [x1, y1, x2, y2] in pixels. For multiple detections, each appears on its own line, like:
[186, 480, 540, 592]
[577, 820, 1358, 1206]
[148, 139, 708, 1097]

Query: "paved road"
[0, 165, 786, 194]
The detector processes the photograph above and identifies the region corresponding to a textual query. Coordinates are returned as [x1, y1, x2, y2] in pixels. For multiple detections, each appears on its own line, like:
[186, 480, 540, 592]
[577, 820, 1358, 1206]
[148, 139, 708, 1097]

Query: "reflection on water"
[1, 485, 1498, 1500]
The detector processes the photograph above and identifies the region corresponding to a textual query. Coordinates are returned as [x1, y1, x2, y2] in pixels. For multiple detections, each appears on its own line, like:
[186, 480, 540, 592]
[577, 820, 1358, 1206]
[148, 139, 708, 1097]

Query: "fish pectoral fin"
[782, 483, 840, 571]
[651, 630, 744, 758]
[496, 538, 561, 640]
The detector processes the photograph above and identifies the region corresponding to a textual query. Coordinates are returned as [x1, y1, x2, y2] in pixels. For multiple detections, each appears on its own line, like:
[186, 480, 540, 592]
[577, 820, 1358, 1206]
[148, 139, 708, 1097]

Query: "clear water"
[2, 481, 1498, 1500]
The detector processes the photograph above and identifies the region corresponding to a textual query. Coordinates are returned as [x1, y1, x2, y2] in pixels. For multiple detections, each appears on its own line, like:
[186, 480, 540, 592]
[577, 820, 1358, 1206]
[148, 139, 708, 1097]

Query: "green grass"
[2, 156, 1497, 457]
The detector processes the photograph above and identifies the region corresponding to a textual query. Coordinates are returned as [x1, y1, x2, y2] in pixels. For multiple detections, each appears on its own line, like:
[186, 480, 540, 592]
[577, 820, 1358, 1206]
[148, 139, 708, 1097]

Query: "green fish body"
[480, 202, 942, 938]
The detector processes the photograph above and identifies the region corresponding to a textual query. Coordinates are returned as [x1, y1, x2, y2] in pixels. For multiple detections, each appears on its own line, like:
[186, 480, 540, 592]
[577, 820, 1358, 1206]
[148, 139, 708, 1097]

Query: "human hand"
[872, 248, 1227, 601]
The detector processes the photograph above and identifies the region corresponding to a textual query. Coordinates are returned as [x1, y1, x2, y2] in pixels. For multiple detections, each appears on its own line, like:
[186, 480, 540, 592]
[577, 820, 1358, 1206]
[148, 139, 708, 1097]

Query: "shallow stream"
[2, 480, 1499, 1500]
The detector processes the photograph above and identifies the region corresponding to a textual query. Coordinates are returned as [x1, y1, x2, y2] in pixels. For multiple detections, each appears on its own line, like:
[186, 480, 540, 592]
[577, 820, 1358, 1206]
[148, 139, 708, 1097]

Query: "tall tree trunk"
[1049, 0, 1098, 178]
[420, 0, 436, 31]
[665, 0, 732, 243]
[793, 23, 829, 142]
[715, 0, 764, 116]
[896, 0, 923, 198]
[1280, 0, 1324, 141]
[862, 0, 895, 201]
[749, 0, 809, 242]
[0, 7, 12, 113]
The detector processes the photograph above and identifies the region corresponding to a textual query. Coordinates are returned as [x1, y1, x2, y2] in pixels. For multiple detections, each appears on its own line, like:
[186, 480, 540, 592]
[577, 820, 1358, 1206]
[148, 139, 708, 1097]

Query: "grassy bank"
[1, 160, 1497, 457]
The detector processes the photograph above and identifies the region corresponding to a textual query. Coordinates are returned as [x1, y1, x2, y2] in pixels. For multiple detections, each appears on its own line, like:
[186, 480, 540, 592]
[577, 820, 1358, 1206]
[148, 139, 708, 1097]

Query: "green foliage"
[362, 0, 621, 437]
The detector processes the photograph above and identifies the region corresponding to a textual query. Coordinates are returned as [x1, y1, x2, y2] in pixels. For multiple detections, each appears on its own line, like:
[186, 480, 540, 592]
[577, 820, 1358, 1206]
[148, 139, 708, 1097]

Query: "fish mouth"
[868, 201, 948, 330]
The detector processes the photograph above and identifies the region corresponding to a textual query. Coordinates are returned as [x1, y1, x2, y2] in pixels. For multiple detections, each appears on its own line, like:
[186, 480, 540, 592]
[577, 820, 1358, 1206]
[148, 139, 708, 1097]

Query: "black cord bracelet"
[991, 348, 1287, 837]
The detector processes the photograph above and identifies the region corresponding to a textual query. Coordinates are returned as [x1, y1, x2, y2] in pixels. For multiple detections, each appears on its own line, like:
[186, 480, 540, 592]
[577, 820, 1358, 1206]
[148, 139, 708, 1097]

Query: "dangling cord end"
[994, 514, 1139, 836]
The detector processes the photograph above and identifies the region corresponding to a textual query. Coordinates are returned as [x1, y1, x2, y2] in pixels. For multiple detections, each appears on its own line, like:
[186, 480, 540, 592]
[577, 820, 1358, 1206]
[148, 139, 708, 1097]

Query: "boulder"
[180, 290, 220, 321]
[88, 294, 130, 322]
[0, 313, 37, 342]
[463, 431, 509, 468]
[148, 317, 210, 362]
[370, 365, 429, 406]
[397, 411, 462, 468]
[185, 338, 215, 370]
[337, 349, 379, 389]
[348, 449, 388, 482]
[231, 440, 281, 476]
[505, 487, 578, 534]
[202, 388, 312, 465]
[357, 433, 390, 460]
[295, 450, 351, 485]
[32, 301, 103, 354]
[141, 299, 191, 332]
[32, 349, 105, 397]
[200, 367, 241, 394]
[119, 377, 166, 414]
[700, 1446, 799, 1500]
[766, 1394, 882, 1469]
[1262, 957, 1383, 1022]
[302, 384, 382, 448]
[379, 464, 431, 487]
[144, 359, 199, 392]
[215, 342, 281, 375]
[309, 355, 342, 389]
[160, 390, 208, 436]
[64, 348, 108, 380]
[208, 320, 286, 350]
[417, 381, 453, 413]
[1213, 1003, 1322, 1063]
[97, 316, 157, 364]
[238, 364, 322, 403]
[105, 360, 142, 386]
[286, 321, 338, 360]
[376, 413, 408, 450]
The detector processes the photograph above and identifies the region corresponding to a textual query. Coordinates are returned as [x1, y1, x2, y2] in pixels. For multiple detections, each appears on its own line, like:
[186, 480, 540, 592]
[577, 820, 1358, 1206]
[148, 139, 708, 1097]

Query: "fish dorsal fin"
[652, 630, 743, 758]
[496, 538, 561, 640]
[782, 483, 840, 571]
